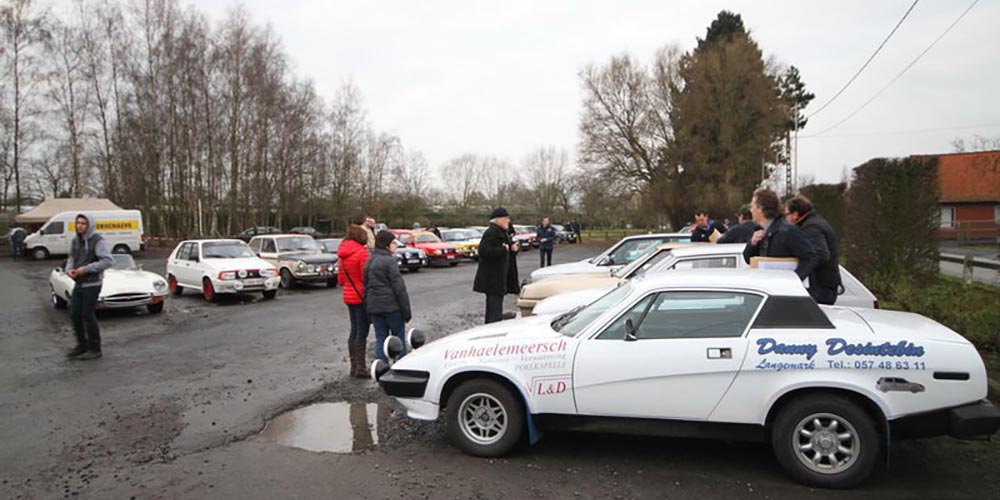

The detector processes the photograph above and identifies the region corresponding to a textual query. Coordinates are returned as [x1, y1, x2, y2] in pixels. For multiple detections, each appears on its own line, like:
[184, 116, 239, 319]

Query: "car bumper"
[379, 369, 429, 399]
[98, 292, 168, 309]
[893, 399, 1000, 439]
[291, 270, 336, 282]
[428, 254, 461, 265]
[215, 277, 281, 293]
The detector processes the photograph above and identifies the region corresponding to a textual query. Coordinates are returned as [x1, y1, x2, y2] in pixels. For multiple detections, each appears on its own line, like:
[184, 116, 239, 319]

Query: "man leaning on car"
[743, 188, 816, 281]
[784, 196, 842, 305]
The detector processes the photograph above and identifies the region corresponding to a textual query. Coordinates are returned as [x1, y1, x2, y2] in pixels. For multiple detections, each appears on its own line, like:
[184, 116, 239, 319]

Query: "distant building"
[926, 151, 1000, 241]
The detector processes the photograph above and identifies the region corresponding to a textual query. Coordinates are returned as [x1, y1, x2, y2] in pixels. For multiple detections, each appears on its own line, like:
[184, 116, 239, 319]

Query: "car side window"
[249, 238, 262, 253]
[671, 256, 738, 270]
[176, 243, 189, 261]
[187, 243, 200, 262]
[631, 291, 763, 339]
[43, 222, 64, 235]
[596, 294, 656, 340]
[261, 238, 276, 253]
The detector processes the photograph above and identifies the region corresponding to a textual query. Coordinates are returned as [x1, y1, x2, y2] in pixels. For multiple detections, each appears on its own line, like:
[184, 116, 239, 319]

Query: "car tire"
[326, 278, 337, 288]
[771, 394, 880, 489]
[262, 290, 277, 300]
[202, 278, 217, 303]
[445, 379, 524, 458]
[146, 302, 164, 314]
[51, 290, 68, 309]
[168, 275, 183, 296]
[280, 268, 295, 289]
[112, 244, 130, 254]
[449, 262, 458, 267]
[408, 266, 420, 273]
[32, 247, 49, 260]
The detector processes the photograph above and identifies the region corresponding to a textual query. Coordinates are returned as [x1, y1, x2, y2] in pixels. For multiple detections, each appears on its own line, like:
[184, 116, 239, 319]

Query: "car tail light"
[218, 271, 236, 280]
[141, 233, 148, 243]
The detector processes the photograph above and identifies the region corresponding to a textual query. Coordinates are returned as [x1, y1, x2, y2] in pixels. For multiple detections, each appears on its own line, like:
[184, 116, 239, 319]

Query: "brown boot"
[347, 343, 360, 378]
[354, 342, 370, 379]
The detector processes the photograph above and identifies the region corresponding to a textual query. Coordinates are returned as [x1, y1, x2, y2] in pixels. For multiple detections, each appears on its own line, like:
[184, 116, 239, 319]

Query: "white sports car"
[527, 233, 690, 283]
[49, 254, 169, 314]
[166, 239, 280, 301]
[375, 269, 1000, 488]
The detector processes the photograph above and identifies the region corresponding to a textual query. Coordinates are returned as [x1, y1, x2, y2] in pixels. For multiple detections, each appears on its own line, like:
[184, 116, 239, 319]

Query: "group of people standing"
[689, 188, 842, 305]
[338, 216, 413, 378]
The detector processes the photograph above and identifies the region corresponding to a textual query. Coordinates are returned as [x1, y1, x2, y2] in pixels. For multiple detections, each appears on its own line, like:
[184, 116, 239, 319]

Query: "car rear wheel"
[280, 268, 295, 289]
[51, 290, 68, 309]
[32, 247, 49, 260]
[202, 278, 217, 303]
[771, 394, 880, 489]
[449, 262, 458, 267]
[326, 278, 337, 288]
[146, 302, 164, 314]
[408, 266, 421, 273]
[168, 275, 183, 296]
[262, 290, 277, 300]
[446, 379, 524, 458]
[112, 244, 130, 254]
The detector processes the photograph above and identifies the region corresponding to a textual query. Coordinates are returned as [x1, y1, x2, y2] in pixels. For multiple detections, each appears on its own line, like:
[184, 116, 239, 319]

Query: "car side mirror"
[55, 266, 63, 273]
[624, 318, 638, 342]
[597, 256, 611, 266]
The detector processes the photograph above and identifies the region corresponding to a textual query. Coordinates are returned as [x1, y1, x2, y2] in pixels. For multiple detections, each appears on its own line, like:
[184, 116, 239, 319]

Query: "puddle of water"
[260, 402, 380, 453]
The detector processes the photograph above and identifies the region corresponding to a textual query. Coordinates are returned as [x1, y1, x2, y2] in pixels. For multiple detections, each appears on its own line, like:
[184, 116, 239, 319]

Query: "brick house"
[928, 150, 1000, 240]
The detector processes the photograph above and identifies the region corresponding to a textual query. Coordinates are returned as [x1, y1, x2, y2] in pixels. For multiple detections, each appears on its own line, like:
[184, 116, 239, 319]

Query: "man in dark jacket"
[785, 196, 842, 305]
[364, 230, 413, 363]
[65, 213, 114, 360]
[8, 225, 26, 260]
[536, 217, 557, 268]
[474, 208, 520, 324]
[690, 209, 727, 242]
[742, 189, 816, 281]
[717, 205, 759, 244]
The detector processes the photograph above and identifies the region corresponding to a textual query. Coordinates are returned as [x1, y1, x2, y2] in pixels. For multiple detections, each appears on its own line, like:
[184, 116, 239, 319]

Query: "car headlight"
[260, 268, 277, 278]
[218, 271, 236, 280]
[296, 261, 306, 271]
[418, 250, 427, 258]
[153, 280, 167, 291]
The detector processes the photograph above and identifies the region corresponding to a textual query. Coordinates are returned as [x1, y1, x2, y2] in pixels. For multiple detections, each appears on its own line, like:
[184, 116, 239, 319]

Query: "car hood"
[521, 273, 622, 300]
[202, 257, 274, 270]
[100, 269, 166, 295]
[414, 242, 456, 250]
[396, 247, 424, 256]
[278, 251, 337, 263]
[530, 258, 613, 281]
[532, 287, 615, 316]
[419, 314, 562, 351]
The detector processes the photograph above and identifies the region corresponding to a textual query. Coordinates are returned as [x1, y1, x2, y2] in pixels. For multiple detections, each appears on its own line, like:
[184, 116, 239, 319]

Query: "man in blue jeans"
[363, 230, 413, 362]
[536, 217, 556, 268]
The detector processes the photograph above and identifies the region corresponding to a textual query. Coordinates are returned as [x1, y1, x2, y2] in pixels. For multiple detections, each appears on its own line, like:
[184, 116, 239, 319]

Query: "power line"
[799, 121, 1000, 139]
[811, 0, 981, 137]
[807, 0, 920, 119]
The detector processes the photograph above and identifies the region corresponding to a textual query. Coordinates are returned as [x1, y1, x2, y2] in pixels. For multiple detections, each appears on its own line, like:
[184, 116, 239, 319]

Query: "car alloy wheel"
[33, 247, 49, 260]
[458, 393, 508, 446]
[280, 268, 294, 289]
[446, 379, 524, 458]
[793, 413, 860, 475]
[168, 275, 182, 296]
[203, 279, 216, 302]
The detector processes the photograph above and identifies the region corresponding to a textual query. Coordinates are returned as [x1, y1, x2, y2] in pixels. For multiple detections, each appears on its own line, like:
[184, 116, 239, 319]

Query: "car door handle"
[707, 348, 732, 359]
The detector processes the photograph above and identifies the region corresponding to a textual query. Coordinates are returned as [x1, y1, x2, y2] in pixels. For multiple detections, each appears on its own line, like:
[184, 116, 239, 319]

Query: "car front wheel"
[262, 290, 277, 300]
[51, 290, 68, 309]
[771, 394, 880, 489]
[32, 247, 49, 260]
[202, 278, 217, 302]
[446, 379, 524, 458]
[147, 302, 164, 314]
[280, 268, 295, 289]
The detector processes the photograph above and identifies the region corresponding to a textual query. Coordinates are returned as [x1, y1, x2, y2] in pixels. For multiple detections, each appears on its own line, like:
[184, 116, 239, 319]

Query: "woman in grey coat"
[363, 230, 413, 362]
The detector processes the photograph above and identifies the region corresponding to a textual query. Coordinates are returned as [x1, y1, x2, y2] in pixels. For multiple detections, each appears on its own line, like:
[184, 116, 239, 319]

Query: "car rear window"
[752, 296, 834, 329]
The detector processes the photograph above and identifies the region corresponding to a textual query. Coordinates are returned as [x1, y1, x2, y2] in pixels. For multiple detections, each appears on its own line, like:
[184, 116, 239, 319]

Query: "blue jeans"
[347, 304, 370, 344]
[372, 311, 407, 362]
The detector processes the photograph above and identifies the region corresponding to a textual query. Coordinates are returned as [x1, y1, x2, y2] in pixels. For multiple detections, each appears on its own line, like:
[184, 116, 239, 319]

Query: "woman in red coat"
[338, 225, 370, 378]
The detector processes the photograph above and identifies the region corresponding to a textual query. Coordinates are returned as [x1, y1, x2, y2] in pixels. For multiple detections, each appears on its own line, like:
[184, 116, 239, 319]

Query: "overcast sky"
[188, 0, 1000, 185]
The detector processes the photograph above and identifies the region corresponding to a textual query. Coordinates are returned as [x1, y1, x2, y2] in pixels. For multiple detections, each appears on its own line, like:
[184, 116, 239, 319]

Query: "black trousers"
[809, 286, 838, 306]
[485, 294, 505, 324]
[539, 248, 553, 268]
[71, 285, 102, 351]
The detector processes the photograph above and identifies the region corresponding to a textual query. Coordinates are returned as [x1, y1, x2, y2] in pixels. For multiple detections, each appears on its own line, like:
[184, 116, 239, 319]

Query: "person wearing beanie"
[473, 208, 521, 323]
[364, 230, 413, 362]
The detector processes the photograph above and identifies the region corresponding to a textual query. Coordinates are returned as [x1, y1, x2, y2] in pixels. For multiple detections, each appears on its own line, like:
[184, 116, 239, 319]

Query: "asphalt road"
[1, 243, 998, 500]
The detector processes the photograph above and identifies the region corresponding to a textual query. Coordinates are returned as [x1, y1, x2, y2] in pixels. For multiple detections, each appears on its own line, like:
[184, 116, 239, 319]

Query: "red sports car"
[392, 230, 463, 267]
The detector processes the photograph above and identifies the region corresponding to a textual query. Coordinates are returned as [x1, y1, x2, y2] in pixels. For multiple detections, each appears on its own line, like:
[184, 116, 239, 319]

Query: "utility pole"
[793, 100, 799, 194]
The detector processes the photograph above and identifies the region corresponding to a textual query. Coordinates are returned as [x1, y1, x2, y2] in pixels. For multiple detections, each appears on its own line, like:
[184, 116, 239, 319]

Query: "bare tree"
[44, 18, 90, 196]
[438, 153, 482, 209]
[522, 146, 571, 215]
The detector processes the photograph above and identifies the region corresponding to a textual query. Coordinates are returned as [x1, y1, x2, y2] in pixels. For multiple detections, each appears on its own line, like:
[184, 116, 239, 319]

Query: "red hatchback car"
[392, 230, 463, 267]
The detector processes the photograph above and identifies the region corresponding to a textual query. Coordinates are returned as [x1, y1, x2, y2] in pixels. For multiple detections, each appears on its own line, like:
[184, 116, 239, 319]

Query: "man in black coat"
[742, 189, 816, 281]
[785, 196, 842, 305]
[717, 204, 759, 244]
[690, 209, 727, 242]
[474, 208, 521, 324]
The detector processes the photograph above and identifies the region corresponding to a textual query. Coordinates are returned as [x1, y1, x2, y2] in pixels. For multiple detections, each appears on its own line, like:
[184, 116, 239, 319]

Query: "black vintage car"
[394, 240, 428, 272]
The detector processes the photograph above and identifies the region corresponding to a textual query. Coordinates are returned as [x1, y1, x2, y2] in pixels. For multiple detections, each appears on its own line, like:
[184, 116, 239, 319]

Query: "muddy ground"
[1, 242, 998, 500]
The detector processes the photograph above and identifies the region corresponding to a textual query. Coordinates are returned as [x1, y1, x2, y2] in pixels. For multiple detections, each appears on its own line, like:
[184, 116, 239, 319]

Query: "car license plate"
[243, 278, 264, 286]
[446, 255, 454, 259]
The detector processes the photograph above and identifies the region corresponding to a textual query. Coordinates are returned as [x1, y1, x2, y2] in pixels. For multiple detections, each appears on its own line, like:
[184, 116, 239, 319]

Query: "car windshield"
[514, 225, 532, 234]
[202, 241, 255, 259]
[277, 236, 319, 252]
[552, 224, 564, 231]
[110, 254, 138, 270]
[467, 227, 485, 235]
[603, 237, 682, 266]
[551, 282, 634, 336]
[441, 231, 464, 242]
[415, 233, 441, 243]
[615, 249, 675, 279]
[320, 239, 341, 253]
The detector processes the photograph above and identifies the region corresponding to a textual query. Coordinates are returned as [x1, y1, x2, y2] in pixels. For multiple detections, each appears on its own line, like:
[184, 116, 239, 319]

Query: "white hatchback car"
[49, 254, 169, 314]
[166, 239, 279, 301]
[375, 270, 999, 488]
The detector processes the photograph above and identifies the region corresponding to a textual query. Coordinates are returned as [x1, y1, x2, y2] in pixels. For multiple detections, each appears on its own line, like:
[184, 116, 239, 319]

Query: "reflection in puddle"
[260, 402, 380, 453]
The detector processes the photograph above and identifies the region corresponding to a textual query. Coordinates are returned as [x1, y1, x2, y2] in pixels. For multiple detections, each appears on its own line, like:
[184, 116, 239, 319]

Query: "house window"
[995, 205, 1000, 223]
[940, 206, 955, 228]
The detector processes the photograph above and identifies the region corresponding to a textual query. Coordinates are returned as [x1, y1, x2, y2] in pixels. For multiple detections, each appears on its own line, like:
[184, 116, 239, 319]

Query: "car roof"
[665, 243, 747, 257]
[186, 239, 244, 244]
[632, 268, 809, 297]
[622, 232, 689, 241]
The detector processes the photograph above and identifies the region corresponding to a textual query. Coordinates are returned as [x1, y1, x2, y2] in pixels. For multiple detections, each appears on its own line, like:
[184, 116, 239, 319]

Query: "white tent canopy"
[15, 198, 123, 224]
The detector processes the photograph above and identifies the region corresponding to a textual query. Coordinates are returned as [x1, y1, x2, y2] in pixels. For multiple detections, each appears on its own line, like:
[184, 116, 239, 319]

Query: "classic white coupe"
[526, 233, 689, 283]
[49, 254, 169, 314]
[375, 270, 999, 488]
[166, 239, 280, 301]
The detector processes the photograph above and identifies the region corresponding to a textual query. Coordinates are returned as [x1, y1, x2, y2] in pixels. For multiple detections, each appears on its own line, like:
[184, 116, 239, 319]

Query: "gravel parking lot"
[1, 242, 998, 500]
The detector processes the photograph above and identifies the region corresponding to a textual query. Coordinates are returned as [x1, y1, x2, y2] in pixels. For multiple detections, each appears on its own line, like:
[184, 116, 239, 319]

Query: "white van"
[25, 210, 145, 260]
